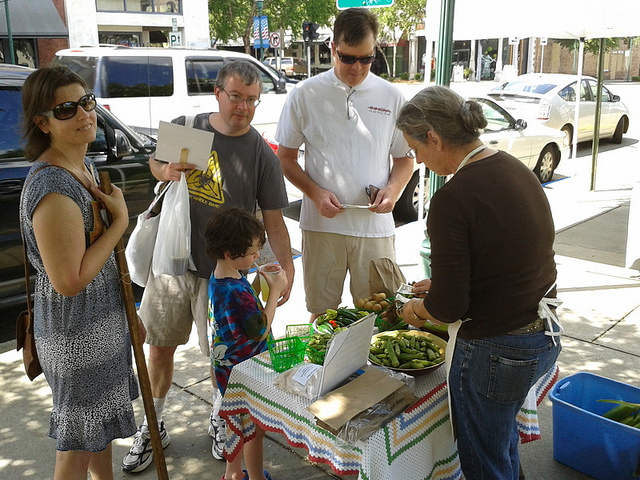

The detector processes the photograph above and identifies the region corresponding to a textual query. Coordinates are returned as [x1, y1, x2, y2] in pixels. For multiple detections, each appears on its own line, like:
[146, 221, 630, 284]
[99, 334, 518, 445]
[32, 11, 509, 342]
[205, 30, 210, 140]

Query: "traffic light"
[302, 21, 320, 42]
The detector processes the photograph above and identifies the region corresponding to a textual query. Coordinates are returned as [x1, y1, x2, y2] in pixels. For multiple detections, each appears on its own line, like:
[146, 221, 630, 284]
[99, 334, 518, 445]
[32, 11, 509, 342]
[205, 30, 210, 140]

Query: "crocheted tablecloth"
[219, 352, 558, 480]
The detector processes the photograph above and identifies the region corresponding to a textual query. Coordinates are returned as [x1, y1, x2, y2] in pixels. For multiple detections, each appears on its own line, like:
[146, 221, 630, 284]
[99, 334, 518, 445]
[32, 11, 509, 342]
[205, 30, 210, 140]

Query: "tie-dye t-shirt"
[209, 274, 268, 393]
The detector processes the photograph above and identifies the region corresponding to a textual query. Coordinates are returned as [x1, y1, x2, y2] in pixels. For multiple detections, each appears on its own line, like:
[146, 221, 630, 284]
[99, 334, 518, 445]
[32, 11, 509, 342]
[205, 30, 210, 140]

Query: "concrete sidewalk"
[2, 157, 640, 479]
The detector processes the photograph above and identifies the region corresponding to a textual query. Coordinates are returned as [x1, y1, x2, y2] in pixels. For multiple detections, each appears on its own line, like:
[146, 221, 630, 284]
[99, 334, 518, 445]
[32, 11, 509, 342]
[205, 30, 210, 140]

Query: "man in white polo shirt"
[275, 7, 413, 320]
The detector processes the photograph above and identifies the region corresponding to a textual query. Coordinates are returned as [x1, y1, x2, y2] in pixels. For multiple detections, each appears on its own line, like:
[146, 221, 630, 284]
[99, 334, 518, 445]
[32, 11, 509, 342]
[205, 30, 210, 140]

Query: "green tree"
[209, 0, 337, 53]
[557, 38, 622, 55]
[376, 0, 425, 76]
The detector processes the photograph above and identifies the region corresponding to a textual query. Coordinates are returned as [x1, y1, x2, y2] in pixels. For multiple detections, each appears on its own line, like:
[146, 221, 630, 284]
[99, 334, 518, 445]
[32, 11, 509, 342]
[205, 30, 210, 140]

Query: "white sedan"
[395, 97, 569, 221]
[487, 73, 630, 145]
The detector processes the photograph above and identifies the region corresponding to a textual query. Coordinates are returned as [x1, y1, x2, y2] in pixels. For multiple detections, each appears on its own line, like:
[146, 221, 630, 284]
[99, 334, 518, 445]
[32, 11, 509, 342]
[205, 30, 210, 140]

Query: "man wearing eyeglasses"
[121, 61, 294, 472]
[275, 7, 413, 321]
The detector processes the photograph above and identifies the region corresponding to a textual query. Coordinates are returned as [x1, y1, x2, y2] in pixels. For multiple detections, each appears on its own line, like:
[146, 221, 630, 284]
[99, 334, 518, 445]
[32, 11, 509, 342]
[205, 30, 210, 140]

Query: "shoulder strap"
[185, 115, 196, 128]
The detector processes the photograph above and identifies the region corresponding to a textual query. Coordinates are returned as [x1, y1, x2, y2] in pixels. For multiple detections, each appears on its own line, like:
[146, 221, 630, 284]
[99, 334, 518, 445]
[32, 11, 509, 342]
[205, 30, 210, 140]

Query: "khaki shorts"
[302, 230, 395, 314]
[138, 271, 210, 356]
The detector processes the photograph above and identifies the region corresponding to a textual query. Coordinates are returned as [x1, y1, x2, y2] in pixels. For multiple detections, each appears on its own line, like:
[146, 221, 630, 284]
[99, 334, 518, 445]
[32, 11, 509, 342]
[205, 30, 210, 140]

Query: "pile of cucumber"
[369, 331, 443, 370]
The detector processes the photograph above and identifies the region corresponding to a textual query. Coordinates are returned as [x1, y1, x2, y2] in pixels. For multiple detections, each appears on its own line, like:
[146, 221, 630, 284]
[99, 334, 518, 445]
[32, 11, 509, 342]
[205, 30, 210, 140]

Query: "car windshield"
[0, 88, 24, 159]
[476, 99, 513, 132]
[499, 80, 557, 95]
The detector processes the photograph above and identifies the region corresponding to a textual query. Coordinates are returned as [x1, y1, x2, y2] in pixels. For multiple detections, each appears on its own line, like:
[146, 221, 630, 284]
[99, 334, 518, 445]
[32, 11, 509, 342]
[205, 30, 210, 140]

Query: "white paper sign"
[292, 363, 323, 386]
[155, 121, 215, 171]
[316, 313, 376, 399]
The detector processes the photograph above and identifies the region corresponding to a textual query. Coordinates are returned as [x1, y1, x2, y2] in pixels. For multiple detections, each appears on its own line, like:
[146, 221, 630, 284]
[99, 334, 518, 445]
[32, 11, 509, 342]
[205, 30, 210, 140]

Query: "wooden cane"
[99, 172, 169, 480]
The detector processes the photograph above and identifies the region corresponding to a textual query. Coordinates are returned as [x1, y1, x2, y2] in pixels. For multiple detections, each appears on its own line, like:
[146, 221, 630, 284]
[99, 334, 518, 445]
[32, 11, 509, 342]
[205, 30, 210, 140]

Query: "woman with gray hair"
[397, 86, 561, 480]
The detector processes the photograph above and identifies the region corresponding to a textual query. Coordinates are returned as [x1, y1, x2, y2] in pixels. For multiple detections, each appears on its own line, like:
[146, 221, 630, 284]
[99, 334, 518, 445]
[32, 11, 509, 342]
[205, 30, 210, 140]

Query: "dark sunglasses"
[42, 93, 97, 120]
[336, 50, 376, 65]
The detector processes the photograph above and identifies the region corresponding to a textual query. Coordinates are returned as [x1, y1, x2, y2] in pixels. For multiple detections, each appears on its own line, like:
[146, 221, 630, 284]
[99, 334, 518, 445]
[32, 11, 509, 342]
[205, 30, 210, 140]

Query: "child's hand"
[263, 268, 288, 298]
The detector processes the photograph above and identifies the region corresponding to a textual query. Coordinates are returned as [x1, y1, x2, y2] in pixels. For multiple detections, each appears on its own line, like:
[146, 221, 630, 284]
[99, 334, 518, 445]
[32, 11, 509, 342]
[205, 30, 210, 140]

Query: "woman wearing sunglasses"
[19, 65, 138, 480]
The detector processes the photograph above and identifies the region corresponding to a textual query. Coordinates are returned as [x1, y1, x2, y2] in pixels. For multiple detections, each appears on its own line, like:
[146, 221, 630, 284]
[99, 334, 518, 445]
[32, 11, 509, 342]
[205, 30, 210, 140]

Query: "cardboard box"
[308, 365, 417, 443]
[549, 372, 640, 480]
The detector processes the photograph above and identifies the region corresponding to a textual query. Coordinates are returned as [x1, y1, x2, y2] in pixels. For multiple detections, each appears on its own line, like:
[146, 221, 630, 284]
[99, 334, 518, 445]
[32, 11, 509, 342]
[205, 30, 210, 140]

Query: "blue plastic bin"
[549, 372, 640, 480]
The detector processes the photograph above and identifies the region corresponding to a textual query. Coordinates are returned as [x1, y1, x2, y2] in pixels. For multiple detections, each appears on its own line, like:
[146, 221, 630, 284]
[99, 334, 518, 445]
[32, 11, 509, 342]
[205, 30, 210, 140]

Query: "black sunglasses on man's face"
[336, 50, 376, 65]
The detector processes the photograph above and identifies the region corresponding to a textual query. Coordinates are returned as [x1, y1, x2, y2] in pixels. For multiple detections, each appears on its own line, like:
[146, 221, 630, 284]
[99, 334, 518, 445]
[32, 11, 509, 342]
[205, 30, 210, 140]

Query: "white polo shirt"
[275, 69, 409, 238]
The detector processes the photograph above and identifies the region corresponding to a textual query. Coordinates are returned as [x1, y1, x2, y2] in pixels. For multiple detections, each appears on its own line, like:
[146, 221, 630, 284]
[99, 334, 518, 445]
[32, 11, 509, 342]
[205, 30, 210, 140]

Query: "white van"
[54, 46, 290, 139]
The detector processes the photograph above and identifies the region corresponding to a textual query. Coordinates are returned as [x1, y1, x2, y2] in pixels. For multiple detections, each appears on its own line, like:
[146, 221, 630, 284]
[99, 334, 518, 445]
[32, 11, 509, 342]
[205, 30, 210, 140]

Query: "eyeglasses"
[42, 93, 97, 120]
[336, 50, 376, 65]
[219, 88, 261, 108]
[405, 139, 422, 159]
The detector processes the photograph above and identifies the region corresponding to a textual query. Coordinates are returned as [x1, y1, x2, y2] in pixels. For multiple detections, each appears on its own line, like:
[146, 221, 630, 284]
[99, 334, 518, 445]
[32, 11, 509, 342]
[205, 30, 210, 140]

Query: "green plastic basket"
[267, 336, 306, 372]
[285, 323, 312, 342]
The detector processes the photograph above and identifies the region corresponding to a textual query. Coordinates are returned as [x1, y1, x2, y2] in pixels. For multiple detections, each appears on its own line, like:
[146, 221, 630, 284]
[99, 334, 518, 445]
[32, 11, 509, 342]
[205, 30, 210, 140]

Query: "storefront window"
[98, 33, 142, 47]
[0, 39, 37, 67]
[96, 0, 125, 11]
[96, 0, 180, 13]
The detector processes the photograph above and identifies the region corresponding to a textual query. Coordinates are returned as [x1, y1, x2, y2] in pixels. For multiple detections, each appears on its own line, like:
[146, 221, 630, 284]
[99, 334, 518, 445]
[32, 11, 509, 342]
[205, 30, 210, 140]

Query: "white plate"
[340, 204, 373, 209]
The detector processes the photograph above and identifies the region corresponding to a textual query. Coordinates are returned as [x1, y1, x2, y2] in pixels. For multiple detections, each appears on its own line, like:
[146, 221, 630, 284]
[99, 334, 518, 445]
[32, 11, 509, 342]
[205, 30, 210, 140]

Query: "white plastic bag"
[152, 172, 193, 277]
[125, 182, 170, 287]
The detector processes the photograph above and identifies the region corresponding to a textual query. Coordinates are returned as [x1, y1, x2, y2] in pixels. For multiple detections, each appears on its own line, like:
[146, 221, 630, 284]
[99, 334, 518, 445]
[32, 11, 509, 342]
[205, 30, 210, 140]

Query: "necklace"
[454, 144, 487, 174]
[51, 147, 97, 188]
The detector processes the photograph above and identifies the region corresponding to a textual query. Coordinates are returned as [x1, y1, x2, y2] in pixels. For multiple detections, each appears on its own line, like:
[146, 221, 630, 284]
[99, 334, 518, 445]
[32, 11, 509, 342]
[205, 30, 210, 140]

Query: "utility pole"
[255, 0, 265, 61]
[419, 0, 455, 278]
[1, 0, 15, 64]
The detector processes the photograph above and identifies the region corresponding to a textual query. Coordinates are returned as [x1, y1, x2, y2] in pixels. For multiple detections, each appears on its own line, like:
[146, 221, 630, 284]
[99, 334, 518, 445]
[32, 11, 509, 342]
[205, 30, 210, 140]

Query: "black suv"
[0, 64, 157, 309]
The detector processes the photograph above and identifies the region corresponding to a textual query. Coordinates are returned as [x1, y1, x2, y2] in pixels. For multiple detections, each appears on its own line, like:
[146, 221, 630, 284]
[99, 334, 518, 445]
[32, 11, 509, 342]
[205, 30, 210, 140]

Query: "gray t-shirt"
[173, 113, 289, 277]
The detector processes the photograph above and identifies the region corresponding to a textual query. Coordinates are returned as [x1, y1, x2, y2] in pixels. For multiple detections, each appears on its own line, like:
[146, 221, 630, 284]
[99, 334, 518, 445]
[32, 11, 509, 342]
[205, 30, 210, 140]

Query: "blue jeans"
[449, 328, 561, 480]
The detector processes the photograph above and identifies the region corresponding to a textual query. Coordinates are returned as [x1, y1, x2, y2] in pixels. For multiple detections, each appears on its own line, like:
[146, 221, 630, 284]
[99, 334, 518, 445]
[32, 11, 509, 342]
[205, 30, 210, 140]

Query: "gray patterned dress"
[19, 160, 138, 452]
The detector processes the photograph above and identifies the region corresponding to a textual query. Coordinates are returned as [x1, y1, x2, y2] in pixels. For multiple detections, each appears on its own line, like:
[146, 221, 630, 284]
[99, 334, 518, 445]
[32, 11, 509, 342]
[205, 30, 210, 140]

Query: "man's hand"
[367, 185, 398, 214]
[149, 155, 197, 182]
[312, 189, 346, 218]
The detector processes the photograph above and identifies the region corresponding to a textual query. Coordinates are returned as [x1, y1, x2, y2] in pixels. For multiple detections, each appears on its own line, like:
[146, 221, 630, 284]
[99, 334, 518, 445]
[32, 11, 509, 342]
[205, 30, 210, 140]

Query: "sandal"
[239, 470, 273, 480]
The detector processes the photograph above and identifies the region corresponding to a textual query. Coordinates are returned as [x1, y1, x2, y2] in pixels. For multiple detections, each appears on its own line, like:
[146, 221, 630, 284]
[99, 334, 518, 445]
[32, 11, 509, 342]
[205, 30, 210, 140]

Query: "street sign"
[337, 0, 393, 9]
[269, 32, 280, 49]
[169, 32, 182, 47]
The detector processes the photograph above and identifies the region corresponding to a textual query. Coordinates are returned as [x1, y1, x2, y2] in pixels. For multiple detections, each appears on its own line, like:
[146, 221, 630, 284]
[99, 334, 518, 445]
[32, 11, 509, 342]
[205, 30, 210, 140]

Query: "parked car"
[487, 73, 630, 145]
[54, 46, 290, 139]
[0, 64, 157, 309]
[395, 96, 570, 221]
[263, 56, 307, 79]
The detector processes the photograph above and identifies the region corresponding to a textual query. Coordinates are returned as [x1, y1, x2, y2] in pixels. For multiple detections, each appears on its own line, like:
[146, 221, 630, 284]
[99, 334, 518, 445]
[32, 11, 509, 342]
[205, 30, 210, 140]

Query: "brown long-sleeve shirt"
[423, 151, 557, 339]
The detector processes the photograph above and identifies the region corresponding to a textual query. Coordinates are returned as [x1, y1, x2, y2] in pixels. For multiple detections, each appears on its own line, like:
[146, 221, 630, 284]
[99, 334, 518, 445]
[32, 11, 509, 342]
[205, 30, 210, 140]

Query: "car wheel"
[393, 170, 429, 222]
[561, 125, 573, 146]
[611, 118, 624, 144]
[534, 145, 557, 184]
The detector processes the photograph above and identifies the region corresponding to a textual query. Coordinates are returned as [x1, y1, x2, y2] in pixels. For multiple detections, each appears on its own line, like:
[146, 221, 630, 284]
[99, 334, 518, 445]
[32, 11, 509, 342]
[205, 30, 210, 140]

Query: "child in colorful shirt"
[206, 207, 287, 480]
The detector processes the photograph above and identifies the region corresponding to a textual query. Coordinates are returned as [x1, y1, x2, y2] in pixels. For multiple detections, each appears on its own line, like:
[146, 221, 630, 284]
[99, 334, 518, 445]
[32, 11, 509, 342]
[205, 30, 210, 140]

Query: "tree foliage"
[376, 0, 425, 44]
[209, 0, 338, 51]
[557, 38, 624, 55]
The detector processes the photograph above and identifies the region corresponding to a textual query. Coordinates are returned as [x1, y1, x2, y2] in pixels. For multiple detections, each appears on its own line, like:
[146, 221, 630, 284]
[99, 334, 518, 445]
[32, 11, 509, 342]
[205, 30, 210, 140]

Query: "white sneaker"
[121, 421, 171, 473]
[208, 412, 226, 461]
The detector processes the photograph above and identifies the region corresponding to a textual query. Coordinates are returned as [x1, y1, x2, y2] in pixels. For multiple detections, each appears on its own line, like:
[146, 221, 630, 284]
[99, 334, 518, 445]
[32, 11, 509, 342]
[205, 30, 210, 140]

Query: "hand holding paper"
[155, 121, 215, 171]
